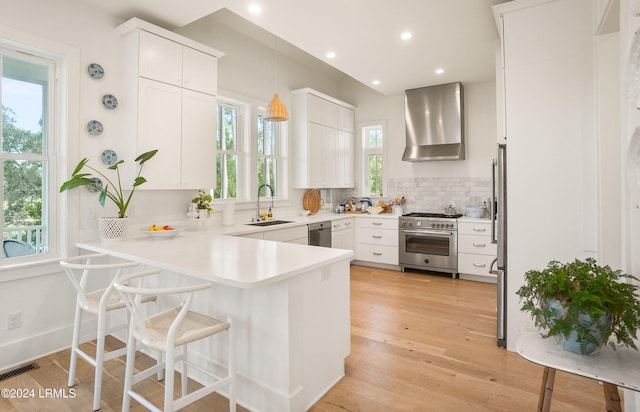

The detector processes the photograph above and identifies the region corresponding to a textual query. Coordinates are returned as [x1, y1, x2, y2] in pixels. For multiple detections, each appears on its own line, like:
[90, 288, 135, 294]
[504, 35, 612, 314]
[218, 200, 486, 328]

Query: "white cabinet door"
[138, 31, 182, 87]
[137, 78, 182, 189]
[338, 131, 354, 188]
[307, 123, 338, 188]
[338, 105, 355, 132]
[182, 46, 217, 95]
[308, 94, 338, 128]
[181, 89, 217, 189]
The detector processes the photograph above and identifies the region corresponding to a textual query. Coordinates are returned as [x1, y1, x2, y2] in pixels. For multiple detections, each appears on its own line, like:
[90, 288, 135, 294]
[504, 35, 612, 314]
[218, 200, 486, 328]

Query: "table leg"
[602, 382, 622, 412]
[537, 366, 556, 412]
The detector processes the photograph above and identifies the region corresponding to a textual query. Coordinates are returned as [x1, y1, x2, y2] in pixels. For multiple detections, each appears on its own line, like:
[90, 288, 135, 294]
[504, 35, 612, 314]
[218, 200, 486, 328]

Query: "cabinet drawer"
[458, 235, 497, 255]
[458, 221, 491, 236]
[355, 228, 398, 246]
[355, 217, 398, 230]
[354, 244, 398, 265]
[458, 253, 497, 278]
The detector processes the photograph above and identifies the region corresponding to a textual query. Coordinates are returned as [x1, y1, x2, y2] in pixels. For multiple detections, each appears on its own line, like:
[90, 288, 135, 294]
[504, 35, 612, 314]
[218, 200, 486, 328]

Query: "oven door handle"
[402, 229, 454, 237]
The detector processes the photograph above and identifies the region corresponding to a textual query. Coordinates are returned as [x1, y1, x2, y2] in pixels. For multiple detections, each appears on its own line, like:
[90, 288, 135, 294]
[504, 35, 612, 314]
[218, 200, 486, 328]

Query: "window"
[257, 114, 280, 197]
[363, 124, 384, 195]
[1, 49, 56, 259]
[215, 101, 241, 199]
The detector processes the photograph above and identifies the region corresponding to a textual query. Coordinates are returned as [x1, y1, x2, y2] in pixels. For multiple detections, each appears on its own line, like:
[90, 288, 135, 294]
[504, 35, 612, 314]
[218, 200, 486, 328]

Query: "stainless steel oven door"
[399, 229, 458, 273]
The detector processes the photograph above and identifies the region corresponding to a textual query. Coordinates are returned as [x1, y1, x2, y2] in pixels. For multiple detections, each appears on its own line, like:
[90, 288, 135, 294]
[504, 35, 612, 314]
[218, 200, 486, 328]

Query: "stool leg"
[538, 367, 556, 412]
[228, 319, 236, 412]
[181, 345, 188, 396]
[92, 309, 108, 410]
[602, 382, 622, 412]
[121, 323, 137, 412]
[68, 303, 83, 387]
[164, 343, 176, 412]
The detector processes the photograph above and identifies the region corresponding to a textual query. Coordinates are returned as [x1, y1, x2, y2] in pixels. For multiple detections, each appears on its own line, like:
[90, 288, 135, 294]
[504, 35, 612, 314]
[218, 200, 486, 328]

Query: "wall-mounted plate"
[102, 94, 118, 109]
[88, 63, 104, 79]
[86, 177, 103, 193]
[102, 149, 117, 166]
[87, 120, 103, 135]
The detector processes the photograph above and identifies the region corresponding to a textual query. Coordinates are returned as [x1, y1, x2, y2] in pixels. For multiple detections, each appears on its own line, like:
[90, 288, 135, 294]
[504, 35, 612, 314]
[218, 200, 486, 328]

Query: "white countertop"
[76, 229, 353, 289]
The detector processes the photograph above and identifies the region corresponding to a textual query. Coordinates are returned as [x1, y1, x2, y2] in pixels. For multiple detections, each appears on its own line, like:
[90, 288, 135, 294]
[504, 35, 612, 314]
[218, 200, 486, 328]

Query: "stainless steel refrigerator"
[491, 144, 507, 349]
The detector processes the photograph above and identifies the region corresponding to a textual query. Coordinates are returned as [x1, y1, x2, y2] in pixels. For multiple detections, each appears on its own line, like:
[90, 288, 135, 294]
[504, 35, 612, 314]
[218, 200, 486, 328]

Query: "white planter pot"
[98, 217, 129, 241]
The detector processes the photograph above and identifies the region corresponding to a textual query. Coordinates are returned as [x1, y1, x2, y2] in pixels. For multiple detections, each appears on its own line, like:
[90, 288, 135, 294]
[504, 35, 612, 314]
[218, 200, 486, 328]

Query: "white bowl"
[466, 206, 486, 218]
[367, 207, 383, 215]
[141, 227, 182, 239]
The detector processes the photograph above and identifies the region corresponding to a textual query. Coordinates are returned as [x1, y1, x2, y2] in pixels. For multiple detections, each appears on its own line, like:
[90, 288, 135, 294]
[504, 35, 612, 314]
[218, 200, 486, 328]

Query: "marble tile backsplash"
[388, 177, 491, 214]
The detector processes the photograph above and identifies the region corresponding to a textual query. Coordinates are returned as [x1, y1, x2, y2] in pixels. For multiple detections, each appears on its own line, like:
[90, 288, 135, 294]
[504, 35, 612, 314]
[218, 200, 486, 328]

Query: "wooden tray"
[303, 190, 321, 215]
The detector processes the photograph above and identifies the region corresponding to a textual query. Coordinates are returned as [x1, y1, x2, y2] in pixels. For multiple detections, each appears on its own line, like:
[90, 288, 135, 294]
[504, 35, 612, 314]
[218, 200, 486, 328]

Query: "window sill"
[0, 256, 63, 282]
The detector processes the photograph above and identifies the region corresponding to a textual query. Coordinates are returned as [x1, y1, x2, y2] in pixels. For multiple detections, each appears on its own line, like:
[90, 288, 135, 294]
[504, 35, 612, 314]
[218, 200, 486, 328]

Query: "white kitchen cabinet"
[236, 225, 308, 245]
[138, 28, 217, 95]
[331, 218, 354, 252]
[118, 18, 223, 190]
[458, 220, 496, 283]
[354, 217, 398, 266]
[292, 88, 355, 189]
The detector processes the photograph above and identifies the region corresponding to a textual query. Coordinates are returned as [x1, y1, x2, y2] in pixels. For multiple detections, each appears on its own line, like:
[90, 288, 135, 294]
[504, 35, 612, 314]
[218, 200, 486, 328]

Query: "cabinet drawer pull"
[473, 243, 486, 247]
[372, 252, 383, 256]
[344, 222, 351, 226]
[372, 235, 383, 239]
[473, 263, 487, 268]
[472, 228, 486, 232]
[372, 222, 383, 226]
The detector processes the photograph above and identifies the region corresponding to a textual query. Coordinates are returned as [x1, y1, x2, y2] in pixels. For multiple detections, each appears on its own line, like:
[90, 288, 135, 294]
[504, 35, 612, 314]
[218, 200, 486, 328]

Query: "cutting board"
[303, 190, 321, 215]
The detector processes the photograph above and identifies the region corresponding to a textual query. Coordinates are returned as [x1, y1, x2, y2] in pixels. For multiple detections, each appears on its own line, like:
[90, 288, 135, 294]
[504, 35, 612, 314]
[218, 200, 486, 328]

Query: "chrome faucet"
[255, 183, 274, 221]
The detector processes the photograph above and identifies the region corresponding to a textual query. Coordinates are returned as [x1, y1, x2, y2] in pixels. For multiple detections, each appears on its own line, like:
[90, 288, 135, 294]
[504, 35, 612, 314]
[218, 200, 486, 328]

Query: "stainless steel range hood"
[403, 82, 464, 161]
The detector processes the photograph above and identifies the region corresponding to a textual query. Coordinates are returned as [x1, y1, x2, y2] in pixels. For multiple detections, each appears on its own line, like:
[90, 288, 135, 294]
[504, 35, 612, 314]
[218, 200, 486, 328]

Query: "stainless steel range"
[399, 212, 462, 278]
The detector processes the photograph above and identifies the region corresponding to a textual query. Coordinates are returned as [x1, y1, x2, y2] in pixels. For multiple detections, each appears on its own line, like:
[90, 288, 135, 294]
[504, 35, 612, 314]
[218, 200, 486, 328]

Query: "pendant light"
[264, 57, 288, 122]
[265, 93, 288, 122]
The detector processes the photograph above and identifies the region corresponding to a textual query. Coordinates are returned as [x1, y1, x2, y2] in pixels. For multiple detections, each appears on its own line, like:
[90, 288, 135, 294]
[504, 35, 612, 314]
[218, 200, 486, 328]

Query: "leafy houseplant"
[192, 189, 213, 212]
[517, 258, 640, 355]
[60, 149, 158, 218]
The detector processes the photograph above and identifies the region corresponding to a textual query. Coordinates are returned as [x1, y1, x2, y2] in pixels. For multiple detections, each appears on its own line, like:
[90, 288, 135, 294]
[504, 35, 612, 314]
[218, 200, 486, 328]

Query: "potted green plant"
[60, 149, 158, 239]
[192, 189, 213, 219]
[517, 258, 640, 355]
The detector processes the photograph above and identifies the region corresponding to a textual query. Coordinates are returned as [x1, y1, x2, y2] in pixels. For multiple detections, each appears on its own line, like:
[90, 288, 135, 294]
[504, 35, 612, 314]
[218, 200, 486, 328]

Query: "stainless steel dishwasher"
[308, 221, 332, 247]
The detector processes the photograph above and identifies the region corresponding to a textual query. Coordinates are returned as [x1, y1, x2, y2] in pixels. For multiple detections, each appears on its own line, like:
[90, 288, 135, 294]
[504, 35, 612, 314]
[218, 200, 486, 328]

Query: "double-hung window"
[363, 123, 384, 196]
[257, 113, 281, 197]
[215, 101, 241, 200]
[1, 48, 57, 259]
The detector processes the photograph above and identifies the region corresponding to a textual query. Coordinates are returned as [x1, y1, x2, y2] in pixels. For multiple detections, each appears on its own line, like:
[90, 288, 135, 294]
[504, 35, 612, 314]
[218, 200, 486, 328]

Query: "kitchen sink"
[246, 220, 294, 227]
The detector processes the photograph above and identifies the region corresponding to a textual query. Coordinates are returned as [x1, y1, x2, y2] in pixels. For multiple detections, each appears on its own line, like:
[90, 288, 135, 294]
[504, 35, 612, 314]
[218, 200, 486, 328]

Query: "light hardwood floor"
[0, 265, 612, 411]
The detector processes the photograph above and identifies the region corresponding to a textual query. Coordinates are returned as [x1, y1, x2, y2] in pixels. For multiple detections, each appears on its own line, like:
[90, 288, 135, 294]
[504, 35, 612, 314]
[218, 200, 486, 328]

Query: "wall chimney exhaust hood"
[402, 82, 464, 161]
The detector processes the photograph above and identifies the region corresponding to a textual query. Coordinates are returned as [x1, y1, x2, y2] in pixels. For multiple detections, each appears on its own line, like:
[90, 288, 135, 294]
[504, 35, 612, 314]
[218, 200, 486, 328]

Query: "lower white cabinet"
[354, 217, 398, 266]
[458, 220, 497, 283]
[331, 218, 354, 252]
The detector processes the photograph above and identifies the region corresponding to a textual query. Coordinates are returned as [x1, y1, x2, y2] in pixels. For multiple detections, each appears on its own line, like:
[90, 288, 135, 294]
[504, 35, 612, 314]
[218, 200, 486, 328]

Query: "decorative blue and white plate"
[102, 149, 117, 166]
[86, 177, 103, 193]
[102, 94, 118, 109]
[88, 63, 104, 79]
[87, 120, 103, 135]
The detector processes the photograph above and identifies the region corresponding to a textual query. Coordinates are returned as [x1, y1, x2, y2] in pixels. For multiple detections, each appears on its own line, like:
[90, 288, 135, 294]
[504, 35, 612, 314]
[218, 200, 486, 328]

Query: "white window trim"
[360, 120, 387, 197]
[0, 24, 79, 279]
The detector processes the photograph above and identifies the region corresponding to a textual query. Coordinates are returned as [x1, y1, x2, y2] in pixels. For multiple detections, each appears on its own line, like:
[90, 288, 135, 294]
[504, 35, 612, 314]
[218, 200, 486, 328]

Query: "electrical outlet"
[8, 311, 21, 330]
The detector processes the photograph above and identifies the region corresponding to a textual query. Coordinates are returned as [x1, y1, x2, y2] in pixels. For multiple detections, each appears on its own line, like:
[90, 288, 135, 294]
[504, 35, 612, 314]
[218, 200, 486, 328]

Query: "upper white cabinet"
[138, 30, 217, 95]
[118, 18, 224, 190]
[292, 88, 356, 189]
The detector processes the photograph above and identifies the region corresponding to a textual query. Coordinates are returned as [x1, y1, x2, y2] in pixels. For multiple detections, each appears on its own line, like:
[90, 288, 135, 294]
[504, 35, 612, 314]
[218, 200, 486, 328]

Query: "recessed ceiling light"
[248, 4, 262, 14]
[435, 68, 445, 74]
[326, 51, 336, 59]
[372, 80, 380, 85]
[401, 32, 412, 40]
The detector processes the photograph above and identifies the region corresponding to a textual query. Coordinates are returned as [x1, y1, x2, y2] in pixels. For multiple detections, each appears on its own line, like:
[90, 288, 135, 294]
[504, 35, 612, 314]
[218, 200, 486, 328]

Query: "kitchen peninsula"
[76, 231, 353, 412]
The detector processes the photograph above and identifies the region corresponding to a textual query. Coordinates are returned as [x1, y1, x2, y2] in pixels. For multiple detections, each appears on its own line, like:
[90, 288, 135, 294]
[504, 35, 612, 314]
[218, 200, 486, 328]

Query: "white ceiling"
[76, 0, 508, 96]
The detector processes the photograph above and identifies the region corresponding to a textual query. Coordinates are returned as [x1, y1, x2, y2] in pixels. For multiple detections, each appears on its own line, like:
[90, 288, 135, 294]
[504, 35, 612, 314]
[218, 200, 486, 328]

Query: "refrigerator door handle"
[491, 158, 497, 244]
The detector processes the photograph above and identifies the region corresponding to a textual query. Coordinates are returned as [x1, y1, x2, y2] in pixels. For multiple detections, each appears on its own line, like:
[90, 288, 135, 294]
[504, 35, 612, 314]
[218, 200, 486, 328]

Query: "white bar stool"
[114, 269, 236, 412]
[60, 253, 158, 411]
